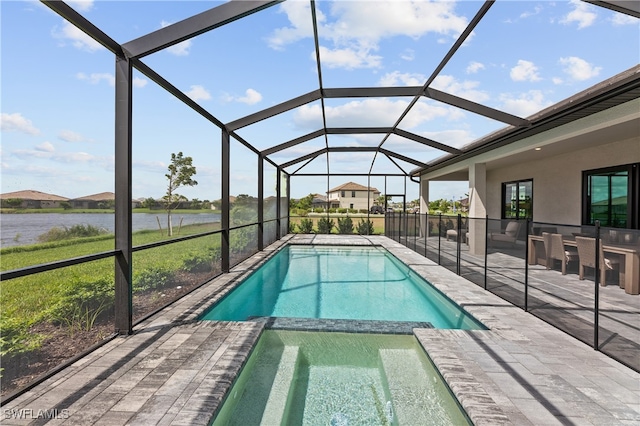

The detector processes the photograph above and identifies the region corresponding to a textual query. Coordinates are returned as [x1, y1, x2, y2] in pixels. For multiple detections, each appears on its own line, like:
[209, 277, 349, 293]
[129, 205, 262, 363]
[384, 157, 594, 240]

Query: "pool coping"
[2, 235, 639, 425]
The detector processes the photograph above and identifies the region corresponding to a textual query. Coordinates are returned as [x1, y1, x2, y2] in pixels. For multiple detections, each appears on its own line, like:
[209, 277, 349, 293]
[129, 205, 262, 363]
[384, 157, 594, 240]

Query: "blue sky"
[1, 0, 638, 202]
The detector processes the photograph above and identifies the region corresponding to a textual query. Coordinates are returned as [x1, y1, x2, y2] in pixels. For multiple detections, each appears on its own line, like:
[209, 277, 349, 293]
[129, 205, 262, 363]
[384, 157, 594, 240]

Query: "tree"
[4, 198, 23, 209]
[162, 152, 197, 236]
[297, 193, 314, 210]
[141, 197, 157, 209]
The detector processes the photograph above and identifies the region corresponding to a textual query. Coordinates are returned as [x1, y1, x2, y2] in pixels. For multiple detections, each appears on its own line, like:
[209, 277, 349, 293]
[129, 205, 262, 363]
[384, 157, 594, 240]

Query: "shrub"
[298, 218, 314, 234]
[358, 209, 368, 214]
[356, 219, 375, 235]
[337, 216, 353, 234]
[337, 208, 348, 214]
[317, 217, 335, 234]
[133, 266, 175, 293]
[183, 247, 221, 273]
[0, 318, 43, 358]
[328, 208, 337, 214]
[37, 224, 108, 243]
[48, 277, 114, 333]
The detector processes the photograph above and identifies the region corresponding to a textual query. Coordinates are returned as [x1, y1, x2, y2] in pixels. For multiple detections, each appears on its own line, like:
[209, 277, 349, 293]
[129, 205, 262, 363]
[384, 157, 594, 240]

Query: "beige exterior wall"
[328, 190, 378, 210]
[486, 137, 639, 225]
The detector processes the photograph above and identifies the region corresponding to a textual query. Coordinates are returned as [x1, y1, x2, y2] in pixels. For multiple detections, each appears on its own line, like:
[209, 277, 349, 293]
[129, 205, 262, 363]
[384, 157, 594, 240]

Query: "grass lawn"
[1, 222, 222, 355]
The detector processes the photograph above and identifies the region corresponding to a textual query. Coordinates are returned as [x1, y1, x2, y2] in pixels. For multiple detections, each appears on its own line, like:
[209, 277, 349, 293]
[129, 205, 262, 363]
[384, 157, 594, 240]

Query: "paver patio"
[3, 235, 639, 425]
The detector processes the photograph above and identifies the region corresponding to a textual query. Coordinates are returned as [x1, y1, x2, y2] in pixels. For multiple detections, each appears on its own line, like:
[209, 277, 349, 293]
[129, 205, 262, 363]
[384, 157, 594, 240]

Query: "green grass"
[0, 221, 223, 357]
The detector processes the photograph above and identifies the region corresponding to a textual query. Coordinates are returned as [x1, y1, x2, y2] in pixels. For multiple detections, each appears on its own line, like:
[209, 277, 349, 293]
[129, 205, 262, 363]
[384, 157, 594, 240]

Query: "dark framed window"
[351, 191, 356, 197]
[340, 191, 345, 197]
[583, 163, 639, 229]
[502, 179, 533, 219]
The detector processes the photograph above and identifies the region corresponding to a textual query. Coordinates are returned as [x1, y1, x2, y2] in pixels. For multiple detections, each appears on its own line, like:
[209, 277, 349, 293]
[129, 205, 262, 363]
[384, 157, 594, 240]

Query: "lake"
[0, 212, 221, 248]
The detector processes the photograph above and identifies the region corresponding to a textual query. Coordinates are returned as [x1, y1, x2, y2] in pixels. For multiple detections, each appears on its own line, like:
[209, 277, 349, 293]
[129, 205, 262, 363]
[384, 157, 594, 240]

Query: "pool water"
[211, 330, 472, 425]
[201, 245, 484, 329]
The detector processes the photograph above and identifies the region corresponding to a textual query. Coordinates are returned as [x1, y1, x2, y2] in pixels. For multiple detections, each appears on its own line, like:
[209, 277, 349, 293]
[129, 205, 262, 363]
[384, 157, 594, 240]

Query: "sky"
[1, 0, 638, 202]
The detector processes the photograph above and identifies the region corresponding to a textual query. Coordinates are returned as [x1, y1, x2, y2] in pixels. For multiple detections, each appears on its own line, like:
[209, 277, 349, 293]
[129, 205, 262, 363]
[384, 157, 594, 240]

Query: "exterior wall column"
[419, 177, 429, 237]
[468, 162, 487, 255]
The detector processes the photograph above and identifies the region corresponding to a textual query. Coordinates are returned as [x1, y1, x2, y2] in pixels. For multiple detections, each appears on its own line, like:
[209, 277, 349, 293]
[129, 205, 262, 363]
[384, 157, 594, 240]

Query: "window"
[349, 203, 354, 209]
[583, 163, 639, 229]
[351, 191, 356, 197]
[341, 191, 345, 197]
[502, 179, 533, 219]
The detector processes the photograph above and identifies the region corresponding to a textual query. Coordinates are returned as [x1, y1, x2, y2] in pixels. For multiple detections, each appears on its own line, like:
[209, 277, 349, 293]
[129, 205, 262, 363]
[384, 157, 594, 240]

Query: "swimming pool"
[201, 245, 484, 329]
[211, 330, 472, 425]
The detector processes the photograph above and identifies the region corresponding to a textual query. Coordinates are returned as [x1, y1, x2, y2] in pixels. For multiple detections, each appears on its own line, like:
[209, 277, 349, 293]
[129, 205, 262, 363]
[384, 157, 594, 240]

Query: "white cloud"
[76, 72, 147, 88]
[59, 130, 93, 143]
[424, 129, 476, 149]
[520, 5, 543, 20]
[186, 85, 211, 102]
[510, 60, 542, 82]
[324, 1, 468, 44]
[431, 75, 490, 103]
[237, 89, 263, 105]
[267, 1, 317, 50]
[560, 0, 597, 29]
[294, 98, 459, 130]
[1, 113, 40, 135]
[77, 72, 115, 86]
[400, 49, 415, 61]
[35, 142, 55, 153]
[499, 90, 552, 117]
[610, 13, 637, 26]
[161, 20, 192, 56]
[559, 56, 601, 81]
[270, 1, 468, 69]
[167, 40, 191, 56]
[12, 147, 113, 167]
[66, 0, 93, 12]
[133, 77, 148, 88]
[466, 61, 485, 74]
[221, 88, 263, 105]
[52, 20, 103, 52]
[377, 71, 426, 86]
[316, 46, 382, 69]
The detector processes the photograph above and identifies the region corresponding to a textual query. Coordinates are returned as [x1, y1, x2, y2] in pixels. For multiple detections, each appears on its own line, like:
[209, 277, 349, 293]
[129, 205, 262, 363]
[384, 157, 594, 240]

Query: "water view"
[0, 212, 221, 248]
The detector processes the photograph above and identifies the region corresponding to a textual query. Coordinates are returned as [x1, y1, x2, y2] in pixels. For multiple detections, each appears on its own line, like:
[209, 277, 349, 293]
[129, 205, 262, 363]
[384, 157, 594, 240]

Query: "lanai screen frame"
[39, 0, 640, 334]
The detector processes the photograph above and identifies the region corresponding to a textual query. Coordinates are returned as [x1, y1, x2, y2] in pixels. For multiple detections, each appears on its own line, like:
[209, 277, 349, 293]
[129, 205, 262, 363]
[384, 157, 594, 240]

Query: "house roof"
[0, 190, 68, 201]
[71, 192, 115, 201]
[328, 182, 380, 193]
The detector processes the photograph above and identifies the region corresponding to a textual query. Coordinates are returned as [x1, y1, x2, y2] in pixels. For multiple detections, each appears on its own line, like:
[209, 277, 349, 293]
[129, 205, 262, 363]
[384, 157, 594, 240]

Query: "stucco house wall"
[329, 190, 376, 210]
[486, 137, 640, 225]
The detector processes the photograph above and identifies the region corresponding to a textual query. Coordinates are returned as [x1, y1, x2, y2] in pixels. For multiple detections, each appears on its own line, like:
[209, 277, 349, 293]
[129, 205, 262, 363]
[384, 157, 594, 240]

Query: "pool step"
[379, 349, 435, 425]
[260, 345, 300, 426]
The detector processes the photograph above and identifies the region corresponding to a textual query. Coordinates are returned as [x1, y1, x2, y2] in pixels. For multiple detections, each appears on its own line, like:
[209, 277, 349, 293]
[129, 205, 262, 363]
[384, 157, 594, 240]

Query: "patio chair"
[542, 232, 578, 275]
[445, 219, 468, 244]
[488, 221, 521, 247]
[574, 236, 620, 286]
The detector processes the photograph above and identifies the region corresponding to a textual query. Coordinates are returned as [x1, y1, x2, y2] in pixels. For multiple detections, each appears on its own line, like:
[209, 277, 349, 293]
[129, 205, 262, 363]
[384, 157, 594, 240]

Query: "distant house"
[311, 194, 328, 210]
[0, 190, 68, 209]
[70, 192, 115, 209]
[327, 182, 381, 210]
